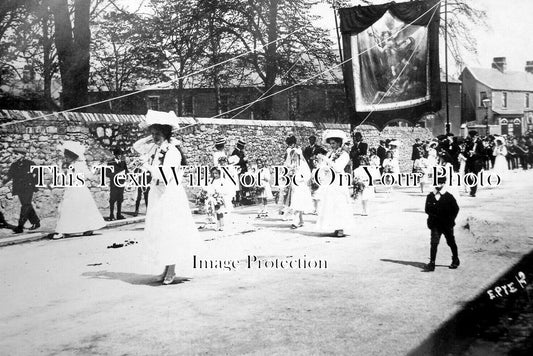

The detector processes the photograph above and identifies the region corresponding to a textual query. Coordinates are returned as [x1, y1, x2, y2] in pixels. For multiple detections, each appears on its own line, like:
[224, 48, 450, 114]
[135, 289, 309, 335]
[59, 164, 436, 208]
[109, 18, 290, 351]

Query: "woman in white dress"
[287, 148, 313, 229]
[493, 137, 508, 174]
[315, 130, 352, 237]
[54, 141, 105, 239]
[142, 111, 199, 285]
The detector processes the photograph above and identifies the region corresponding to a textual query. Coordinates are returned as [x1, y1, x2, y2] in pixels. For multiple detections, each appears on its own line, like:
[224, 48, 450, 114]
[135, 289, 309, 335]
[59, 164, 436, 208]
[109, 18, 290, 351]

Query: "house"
[461, 57, 533, 137]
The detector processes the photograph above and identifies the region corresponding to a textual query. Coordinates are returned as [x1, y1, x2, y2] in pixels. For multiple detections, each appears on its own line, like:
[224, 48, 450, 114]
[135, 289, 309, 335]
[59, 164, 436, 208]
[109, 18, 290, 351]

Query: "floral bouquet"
[217, 156, 229, 166]
[195, 189, 209, 206]
[383, 164, 394, 173]
[352, 176, 366, 199]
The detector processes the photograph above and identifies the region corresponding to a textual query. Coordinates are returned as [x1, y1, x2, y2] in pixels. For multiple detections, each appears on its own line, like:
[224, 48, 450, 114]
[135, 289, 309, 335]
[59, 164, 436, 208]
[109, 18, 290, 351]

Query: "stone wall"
[0, 110, 433, 223]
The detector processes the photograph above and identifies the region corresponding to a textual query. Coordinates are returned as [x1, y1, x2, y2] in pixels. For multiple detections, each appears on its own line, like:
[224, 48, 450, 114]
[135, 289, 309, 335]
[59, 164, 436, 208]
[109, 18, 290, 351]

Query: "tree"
[49, 0, 91, 109]
[90, 11, 164, 95]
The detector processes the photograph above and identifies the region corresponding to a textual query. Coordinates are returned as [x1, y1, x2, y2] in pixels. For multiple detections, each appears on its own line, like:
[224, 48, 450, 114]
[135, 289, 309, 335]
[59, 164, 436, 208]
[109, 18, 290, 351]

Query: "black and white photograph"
[1, 0, 532, 355]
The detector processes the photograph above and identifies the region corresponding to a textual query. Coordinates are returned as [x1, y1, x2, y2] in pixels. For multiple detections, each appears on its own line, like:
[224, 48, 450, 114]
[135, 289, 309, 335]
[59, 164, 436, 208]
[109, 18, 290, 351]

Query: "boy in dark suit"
[424, 176, 460, 272]
[107, 148, 128, 220]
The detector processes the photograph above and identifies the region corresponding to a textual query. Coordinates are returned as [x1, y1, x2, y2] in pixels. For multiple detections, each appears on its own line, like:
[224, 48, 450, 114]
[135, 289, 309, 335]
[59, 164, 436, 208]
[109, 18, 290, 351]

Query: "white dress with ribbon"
[143, 142, 200, 271]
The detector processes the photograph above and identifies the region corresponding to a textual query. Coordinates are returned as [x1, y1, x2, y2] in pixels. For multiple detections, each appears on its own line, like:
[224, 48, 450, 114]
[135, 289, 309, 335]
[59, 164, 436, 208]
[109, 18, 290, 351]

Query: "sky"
[313, 0, 533, 74]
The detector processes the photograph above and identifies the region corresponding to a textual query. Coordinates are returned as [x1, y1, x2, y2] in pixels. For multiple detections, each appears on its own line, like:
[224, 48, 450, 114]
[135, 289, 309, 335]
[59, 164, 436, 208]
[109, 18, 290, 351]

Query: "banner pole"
[334, 9, 343, 62]
[445, 0, 451, 134]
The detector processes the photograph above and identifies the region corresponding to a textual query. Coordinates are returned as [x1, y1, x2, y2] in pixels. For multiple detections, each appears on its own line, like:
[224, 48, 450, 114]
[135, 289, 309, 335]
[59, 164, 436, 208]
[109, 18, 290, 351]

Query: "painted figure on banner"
[357, 12, 429, 108]
[54, 141, 105, 239]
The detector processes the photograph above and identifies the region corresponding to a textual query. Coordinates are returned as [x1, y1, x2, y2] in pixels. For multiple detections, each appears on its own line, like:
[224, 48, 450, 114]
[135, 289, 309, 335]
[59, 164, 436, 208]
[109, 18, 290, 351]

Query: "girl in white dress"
[54, 142, 105, 239]
[315, 130, 352, 237]
[256, 158, 273, 217]
[352, 156, 374, 216]
[142, 112, 199, 285]
[287, 148, 313, 229]
[205, 167, 228, 231]
[413, 152, 430, 193]
[493, 137, 508, 174]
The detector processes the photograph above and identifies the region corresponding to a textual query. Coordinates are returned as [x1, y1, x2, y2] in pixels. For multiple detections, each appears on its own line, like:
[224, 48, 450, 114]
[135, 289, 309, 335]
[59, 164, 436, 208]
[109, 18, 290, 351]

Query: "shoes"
[82, 231, 94, 236]
[12, 226, 24, 234]
[133, 211, 139, 217]
[116, 215, 126, 220]
[29, 222, 41, 230]
[52, 233, 65, 240]
[469, 193, 476, 197]
[290, 224, 298, 229]
[332, 229, 345, 237]
[162, 274, 175, 285]
[108, 215, 115, 221]
[449, 257, 460, 269]
[424, 261, 435, 272]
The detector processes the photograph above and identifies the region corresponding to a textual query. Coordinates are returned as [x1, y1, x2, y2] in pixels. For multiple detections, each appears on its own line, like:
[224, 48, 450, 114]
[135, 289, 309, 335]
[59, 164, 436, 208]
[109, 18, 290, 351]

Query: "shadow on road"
[381, 258, 437, 270]
[82, 271, 190, 287]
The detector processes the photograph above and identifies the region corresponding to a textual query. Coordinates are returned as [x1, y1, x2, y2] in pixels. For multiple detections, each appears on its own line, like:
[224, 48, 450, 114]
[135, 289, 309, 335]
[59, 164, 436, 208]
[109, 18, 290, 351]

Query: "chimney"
[526, 61, 533, 74]
[492, 57, 507, 72]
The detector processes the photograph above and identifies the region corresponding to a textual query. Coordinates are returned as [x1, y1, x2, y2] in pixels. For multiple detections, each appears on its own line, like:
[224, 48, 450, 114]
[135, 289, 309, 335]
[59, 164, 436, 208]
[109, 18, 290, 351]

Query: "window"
[479, 91, 487, 107]
[146, 96, 160, 111]
[502, 92, 507, 108]
[526, 93, 530, 108]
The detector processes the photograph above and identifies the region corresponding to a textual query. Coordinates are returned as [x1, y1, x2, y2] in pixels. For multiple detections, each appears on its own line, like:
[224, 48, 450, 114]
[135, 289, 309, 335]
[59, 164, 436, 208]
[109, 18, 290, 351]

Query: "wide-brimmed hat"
[215, 138, 226, 146]
[323, 129, 347, 145]
[236, 139, 246, 148]
[142, 110, 180, 129]
[428, 141, 438, 149]
[59, 141, 85, 158]
[389, 139, 401, 147]
[494, 136, 506, 145]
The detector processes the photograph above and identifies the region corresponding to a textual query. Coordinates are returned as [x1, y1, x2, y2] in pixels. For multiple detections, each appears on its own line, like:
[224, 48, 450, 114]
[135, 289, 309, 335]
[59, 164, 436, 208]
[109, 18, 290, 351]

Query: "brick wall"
[0, 110, 433, 223]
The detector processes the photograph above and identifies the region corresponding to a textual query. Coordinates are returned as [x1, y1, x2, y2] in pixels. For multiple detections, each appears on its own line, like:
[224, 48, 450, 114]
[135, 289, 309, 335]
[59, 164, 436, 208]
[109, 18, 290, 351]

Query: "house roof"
[464, 67, 533, 91]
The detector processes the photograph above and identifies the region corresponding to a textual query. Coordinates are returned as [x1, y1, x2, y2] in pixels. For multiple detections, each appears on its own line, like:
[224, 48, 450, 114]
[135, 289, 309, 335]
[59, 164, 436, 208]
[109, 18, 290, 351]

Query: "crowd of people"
[2, 108, 532, 282]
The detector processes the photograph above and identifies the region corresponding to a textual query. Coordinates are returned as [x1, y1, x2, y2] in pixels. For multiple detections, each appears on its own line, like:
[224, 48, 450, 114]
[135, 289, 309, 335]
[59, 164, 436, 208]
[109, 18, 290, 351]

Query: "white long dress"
[55, 161, 106, 234]
[493, 145, 508, 173]
[257, 167, 273, 200]
[289, 164, 313, 212]
[143, 141, 199, 270]
[353, 166, 375, 200]
[316, 150, 352, 232]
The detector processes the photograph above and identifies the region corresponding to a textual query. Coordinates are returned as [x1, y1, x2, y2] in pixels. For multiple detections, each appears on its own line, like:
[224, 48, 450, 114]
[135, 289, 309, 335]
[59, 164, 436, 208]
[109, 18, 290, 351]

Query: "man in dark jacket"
[0, 210, 16, 230]
[231, 140, 247, 205]
[377, 140, 387, 173]
[106, 148, 128, 220]
[2, 148, 40, 233]
[349, 132, 368, 169]
[424, 176, 460, 272]
[464, 131, 485, 197]
[303, 135, 327, 170]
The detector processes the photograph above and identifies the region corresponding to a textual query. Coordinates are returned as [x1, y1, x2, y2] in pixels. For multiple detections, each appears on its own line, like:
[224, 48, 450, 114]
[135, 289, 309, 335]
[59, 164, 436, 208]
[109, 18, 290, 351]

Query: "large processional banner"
[339, 0, 441, 129]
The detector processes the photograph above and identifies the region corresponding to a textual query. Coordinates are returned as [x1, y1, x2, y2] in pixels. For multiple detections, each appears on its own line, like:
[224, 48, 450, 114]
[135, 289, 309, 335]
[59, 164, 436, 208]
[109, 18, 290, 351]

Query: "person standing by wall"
[106, 148, 128, 221]
[2, 148, 40, 233]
